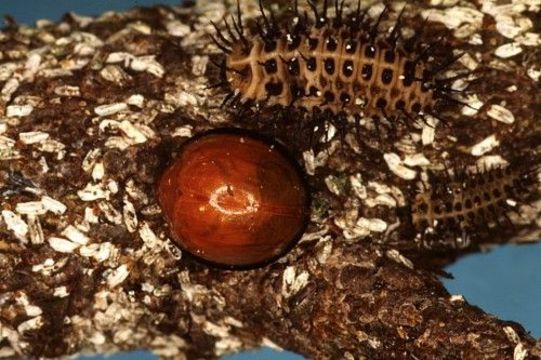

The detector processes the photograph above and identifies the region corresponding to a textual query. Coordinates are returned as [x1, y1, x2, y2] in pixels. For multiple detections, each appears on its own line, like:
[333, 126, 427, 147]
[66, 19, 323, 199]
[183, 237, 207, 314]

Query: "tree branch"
[0, 1, 540, 359]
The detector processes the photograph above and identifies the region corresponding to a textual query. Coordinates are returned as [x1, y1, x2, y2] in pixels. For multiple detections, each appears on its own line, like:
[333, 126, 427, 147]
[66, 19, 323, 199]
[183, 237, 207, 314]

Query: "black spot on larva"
[264, 59, 277, 74]
[364, 45, 376, 59]
[290, 84, 304, 98]
[340, 92, 351, 104]
[287, 34, 301, 50]
[395, 100, 405, 110]
[342, 60, 354, 77]
[264, 41, 277, 52]
[265, 81, 283, 96]
[345, 40, 357, 54]
[308, 37, 318, 50]
[324, 91, 335, 103]
[361, 64, 373, 81]
[412, 102, 422, 113]
[376, 98, 387, 109]
[306, 57, 317, 71]
[384, 50, 396, 64]
[326, 37, 338, 51]
[324, 58, 335, 75]
[308, 86, 318, 96]
[288, 58, 300, 75]
[382, 68, 394, 85]
[403, 61, 415, 86]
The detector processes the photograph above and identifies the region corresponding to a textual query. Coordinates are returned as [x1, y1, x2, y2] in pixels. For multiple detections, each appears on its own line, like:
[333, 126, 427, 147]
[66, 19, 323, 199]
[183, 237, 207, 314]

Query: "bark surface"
[0, 1, 540, 359]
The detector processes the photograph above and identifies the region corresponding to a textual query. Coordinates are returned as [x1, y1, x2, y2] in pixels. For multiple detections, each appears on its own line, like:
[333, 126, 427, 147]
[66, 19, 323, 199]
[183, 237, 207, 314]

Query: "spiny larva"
[209, 0, 469, 135]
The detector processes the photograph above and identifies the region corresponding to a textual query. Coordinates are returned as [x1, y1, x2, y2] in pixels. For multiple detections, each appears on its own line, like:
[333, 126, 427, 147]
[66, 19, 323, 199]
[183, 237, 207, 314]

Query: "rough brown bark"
[0, 1, 540, 359]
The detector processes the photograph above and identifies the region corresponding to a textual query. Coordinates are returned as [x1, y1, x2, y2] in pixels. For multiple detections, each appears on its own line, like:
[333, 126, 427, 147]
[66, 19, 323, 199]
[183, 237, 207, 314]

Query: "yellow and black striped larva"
[408, 159, 541, 250]
[210, 0, 468, 137]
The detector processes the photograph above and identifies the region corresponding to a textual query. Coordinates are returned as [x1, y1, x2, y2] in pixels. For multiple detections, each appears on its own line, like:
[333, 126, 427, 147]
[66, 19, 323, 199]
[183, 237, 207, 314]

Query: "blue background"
[1, 1, 539, 359]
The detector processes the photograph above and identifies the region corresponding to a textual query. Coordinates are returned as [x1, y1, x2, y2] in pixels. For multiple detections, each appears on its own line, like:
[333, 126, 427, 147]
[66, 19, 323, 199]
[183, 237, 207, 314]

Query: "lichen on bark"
[0, 1, 540, 359]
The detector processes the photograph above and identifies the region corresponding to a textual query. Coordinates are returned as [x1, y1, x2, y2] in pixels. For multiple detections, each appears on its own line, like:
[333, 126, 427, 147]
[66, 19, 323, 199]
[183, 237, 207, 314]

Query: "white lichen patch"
[421, 7, 483, 31]
[98, 201, 123, 225]
[77, 183, 108, 201]
[383, 153, 417, 180]
[170, 125, 193, 138]
[461, 94, 484, 116]
[54, 85, 81, 97]
[165, 20, 191, 37]
[79, 242, 117, 263]
[138, 222, 163, 250]
[303, 148, 331, 176]
[18, 131, 49, 144]
[27, 215, 44, 245]
[403, 153, 430, 168]
[324, 174, 346, 196]
[6, 104, 33, 118]
[356, 218, 388, 233]
[17, 316, 43, 334]
[449, 294, 465, 303]
[191, 55, 209, 76]
[92, 162, 105, 181]
[127, 94, 145, 108]
[82, 148, 102, 172]
[516, 32, 540, 47]
[282, 266, 309, 298]
[0, 135, 20, 160]
[487, 104, 515, 124]
[363, 181, 405, 208]
[421, 117, 438, 146]
[100, 65, 132, 84]
[38, 139, 66, 159]
[123, 197, 138, 233]
[385, 249, 414, 269]
[475, 155, 508, 171]
[514, 343, 528, 360]
[14, 293, 43, 317]
[2, 210, 28, 242]
[106, 264, 130, 288]
[495, 42, 523, 58]
[503, 326, 520, 344]
[119, 120, 149, 143]
[458, 52, 479, 70]
[471, 134, 500, 156]
[94, 102, 128, 116]
[130, 55, 165, 78]
[61, 225, 89, 245]
[335, 210, 366, 240]
[15, 201, 47, 216]
[48, 237, 80, 253]
[164, 90, 199, 108]
[41, 196, 67, 214]
[315, 236, 333, 264]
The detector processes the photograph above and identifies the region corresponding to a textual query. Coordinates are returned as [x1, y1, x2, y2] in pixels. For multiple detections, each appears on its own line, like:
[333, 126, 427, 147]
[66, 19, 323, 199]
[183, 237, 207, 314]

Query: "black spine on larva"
[210, 0, 469, 135]
[409, 157, 541, 250]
